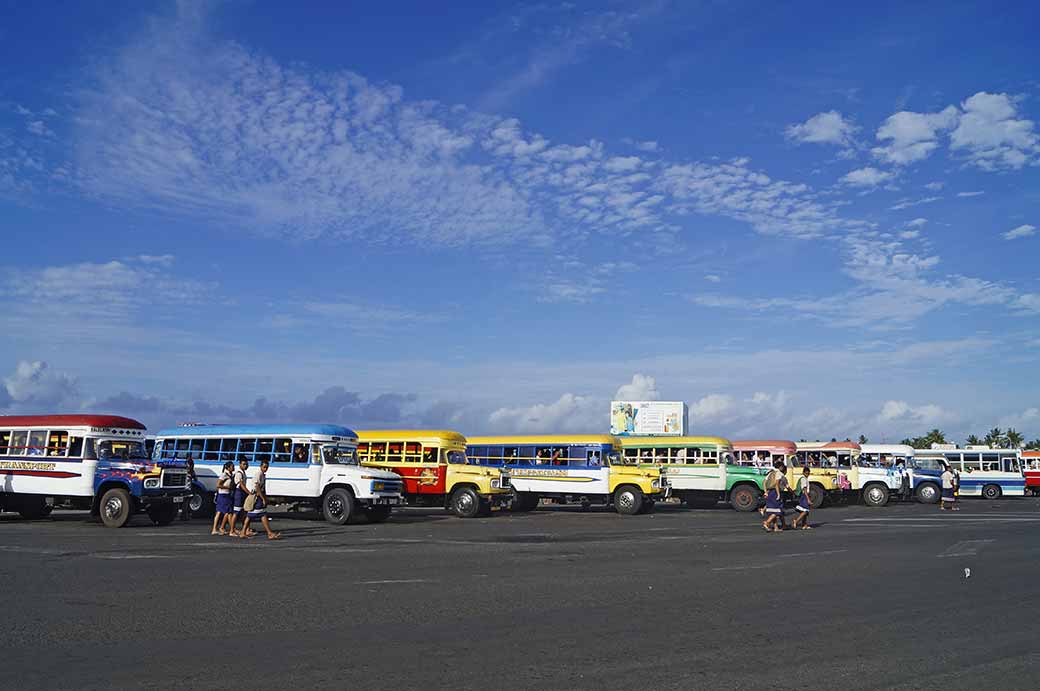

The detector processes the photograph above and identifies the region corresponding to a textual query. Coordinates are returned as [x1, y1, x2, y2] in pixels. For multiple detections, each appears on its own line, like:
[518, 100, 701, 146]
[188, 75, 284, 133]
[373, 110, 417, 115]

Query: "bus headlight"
[491, 478, 501, 489]
[651, 479, 661, 489]
[371, 481, 386, 491]
[144, 477, 160, 489]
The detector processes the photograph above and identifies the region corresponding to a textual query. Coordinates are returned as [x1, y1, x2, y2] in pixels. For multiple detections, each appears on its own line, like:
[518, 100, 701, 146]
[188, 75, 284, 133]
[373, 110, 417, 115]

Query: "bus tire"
[148, 503, 178, 526]
[982, 484, 1002, 500]
[17, 496, 51, 520]
[862, 483, 889, 508]
[915, 482, 940, 504]
[614, 485, 643, 515]
[450, 487, 481, 518]
[99, 487, 133, 528]
[364, 505, 392, 523]
[322, 487, 355, 525]
[729, 485, 761, 512]
[188, 489, 214, 518]
[808, 484, 826, 510]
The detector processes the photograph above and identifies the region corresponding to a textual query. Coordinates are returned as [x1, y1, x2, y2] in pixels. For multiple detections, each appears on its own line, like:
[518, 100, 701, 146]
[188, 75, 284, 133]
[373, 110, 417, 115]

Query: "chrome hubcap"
[189, 493, 203, 512]
[868, 488, 884, 503]
[921, 486, 936, 500]
[618, 492, 634, 509]
[456, 492, 475, 513]
[104, 497, 123, 519]
[328, 497, 343, 517]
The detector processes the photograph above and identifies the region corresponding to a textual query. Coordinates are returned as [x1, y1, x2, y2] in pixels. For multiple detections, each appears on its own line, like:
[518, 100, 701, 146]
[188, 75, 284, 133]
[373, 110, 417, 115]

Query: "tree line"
[863, 428, 1040, 450]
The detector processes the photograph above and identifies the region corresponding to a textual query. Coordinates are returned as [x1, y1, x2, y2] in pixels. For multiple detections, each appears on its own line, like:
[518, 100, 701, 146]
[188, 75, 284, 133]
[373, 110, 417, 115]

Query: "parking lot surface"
[3, 499, 1040, 690]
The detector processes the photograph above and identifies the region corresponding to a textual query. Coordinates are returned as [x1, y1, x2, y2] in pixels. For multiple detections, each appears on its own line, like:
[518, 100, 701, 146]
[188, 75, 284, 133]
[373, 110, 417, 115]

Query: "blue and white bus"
[916, 444, 1024, 499]
[153, 424, 405, 524]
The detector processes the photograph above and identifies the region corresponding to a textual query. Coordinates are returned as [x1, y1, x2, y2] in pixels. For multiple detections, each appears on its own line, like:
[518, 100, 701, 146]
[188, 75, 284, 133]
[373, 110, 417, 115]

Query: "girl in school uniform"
[239, 459, 280, 540]
[940, 465, 958, 511]
[211, 461, 235, 535]
[792, 466, 813, 530]
[761, 461, 786, 532]
[228, 457, 252, 538]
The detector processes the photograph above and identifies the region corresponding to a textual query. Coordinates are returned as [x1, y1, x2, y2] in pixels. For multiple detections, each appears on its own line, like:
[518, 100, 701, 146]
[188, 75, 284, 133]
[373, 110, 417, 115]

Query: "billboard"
[610, 401, 688, 437]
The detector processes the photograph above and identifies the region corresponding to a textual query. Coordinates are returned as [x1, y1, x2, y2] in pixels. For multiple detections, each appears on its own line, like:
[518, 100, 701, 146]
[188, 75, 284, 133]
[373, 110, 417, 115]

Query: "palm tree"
[984, 427, 1004, 448]
[858, 434, 868, 444]
[1005, 429, 1025, 449]
[1027, 439, 1040, 451]
[965, 434, 981, 446]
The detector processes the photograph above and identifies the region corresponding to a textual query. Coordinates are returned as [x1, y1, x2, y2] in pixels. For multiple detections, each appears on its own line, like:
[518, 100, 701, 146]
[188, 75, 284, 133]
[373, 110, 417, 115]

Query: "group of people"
[205, 456, 281, 539]
[760, 461, 813, 532]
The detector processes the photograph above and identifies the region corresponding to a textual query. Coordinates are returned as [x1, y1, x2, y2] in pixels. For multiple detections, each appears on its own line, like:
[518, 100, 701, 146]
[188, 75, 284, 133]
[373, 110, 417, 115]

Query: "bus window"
[387, 442, 404, 463]
[0, 430, 9, 455]
[504, 447, 520, 465]
[26, 430, 47, 456]
[1003, 456, 1020, 472]
[220, 438, 239, 461]
[46, 430, 69, 456]
[189, 438, 205, 457]
[356, 442, 370, 460]
[445, 450, 467, 465]
[404, 442, 422, 463]
[421, 446, 436, 464]
[203, 438, 221, 461]
[68, 436, 84, 457]
[623, 448, 640, 463]
[981, 454, 999, 472]
[587, 450, 602, 466]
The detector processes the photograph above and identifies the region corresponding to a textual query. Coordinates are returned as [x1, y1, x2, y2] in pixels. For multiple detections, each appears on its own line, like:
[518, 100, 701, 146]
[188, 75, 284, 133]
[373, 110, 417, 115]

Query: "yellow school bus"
[356, 430, 510, 518]
[466, 435, 665, 514]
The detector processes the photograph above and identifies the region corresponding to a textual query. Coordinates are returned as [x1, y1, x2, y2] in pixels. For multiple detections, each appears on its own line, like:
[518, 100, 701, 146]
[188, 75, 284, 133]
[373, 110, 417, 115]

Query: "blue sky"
[1, 0, 1038, 442]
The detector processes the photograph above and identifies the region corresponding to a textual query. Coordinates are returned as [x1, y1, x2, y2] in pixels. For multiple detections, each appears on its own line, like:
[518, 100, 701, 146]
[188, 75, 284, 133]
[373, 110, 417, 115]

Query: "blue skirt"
[765, 489, 783, 514]
[247, 496, 266, 519]
[215, 492, 233, 514]
[942, 488, 956, 501]
[796, 495, 811, 512]
[234, 489, 247, 513]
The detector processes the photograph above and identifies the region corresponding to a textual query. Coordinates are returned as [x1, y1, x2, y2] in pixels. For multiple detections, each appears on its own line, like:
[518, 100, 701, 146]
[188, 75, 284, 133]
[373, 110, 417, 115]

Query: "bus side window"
[404, 442, 422, 463]
[67, 436, 84, 458]
[45, 430, 68, 456]
[421, 446, 436, 464]
[0, 430, 10, 455]
[504, 447, 519, 465]
[204, 438, 221, 462]
[220, 438, 239, 462]
[273, 438, 292, 463]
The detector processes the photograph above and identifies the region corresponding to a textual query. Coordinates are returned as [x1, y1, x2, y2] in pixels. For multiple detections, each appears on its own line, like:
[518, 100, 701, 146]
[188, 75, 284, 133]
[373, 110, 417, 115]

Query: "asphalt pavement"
[2, 498, 1040, 690]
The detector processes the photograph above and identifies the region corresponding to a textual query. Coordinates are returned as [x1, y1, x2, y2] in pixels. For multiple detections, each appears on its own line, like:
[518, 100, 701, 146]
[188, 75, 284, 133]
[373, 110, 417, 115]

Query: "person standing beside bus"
[212, 461, 234, 535]
[896, 459, 911, 502]
[940, 465, 958, 511]
[238, 459, 281, 540]
[791, 466, 813, 530]
[181, 455, 198, 521]
[228, 457, 252, 537]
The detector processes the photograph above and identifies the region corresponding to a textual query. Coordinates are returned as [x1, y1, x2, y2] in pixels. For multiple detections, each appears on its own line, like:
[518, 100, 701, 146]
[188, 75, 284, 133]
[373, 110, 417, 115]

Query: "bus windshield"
[96, 439, 150, 461]
[322, 445, 359, 465]
[445, 450, 468, 465]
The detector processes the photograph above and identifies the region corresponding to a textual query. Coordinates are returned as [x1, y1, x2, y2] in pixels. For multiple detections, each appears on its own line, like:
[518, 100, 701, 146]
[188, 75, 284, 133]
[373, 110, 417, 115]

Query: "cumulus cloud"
[1003, 224, 1035, 240]
[614, 374, 660, 401]
[487, 393, 599, 434]
[957, 190, 985, 198]
[950, 92, 1039, 170]
[2, 361, 79, 410]
[785, 110, 858, 149]
[876, 400, 954, 426]
[871, 106, 959, 165]
[840, 166, 894, 187]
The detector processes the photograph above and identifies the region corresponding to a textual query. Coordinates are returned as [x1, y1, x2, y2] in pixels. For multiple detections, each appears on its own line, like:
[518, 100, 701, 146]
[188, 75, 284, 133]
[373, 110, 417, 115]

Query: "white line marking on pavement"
[357, 578, 436, 585]
[843, 517, 1040, 523]
[91, 554, 174, 560]
[778, 549, 848, 558]
[712, 563, 778, 571]
[938, 539, 994, 558]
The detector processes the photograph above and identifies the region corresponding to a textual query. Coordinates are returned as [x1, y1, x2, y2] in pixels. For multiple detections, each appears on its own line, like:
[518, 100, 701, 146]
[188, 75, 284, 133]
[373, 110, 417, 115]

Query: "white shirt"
[233, 468, 248, 491]
[941, 470, 954, 489]
[217, 470, 232, 494]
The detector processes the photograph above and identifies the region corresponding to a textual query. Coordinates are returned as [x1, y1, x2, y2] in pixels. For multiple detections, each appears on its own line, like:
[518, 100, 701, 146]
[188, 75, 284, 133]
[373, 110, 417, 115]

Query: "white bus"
[153, 423, 405, 524]
[918, 444, 1024, 499]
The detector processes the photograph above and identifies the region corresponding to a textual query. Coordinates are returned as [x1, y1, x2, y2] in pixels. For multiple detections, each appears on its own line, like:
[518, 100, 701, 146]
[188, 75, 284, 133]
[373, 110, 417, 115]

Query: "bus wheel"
[100, 488, 133, 528]
[148, 503, 178, 526]
[915, 483, 939, 504]
[364, 505, 392, 523]
[17, 496, 51, 520]
[450, 487, 481, 518]
[729, 485, 761, 512]
[614, 486, 643, 515]
[188, 490, 213, 518]
[863, 484, 889, 508]
[808, 484, 826, 509]
[982, 484, 1002, 500]
[322, 488, 355, 525]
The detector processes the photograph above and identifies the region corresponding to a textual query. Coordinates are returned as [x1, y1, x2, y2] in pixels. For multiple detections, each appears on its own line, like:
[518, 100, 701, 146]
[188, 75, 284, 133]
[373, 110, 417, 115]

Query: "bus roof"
[732, 440, 797, 452]
[0, 414, 146, 430]
[155, 424, 356, 438]
[356, 430, 467, 444]
[619, 435, 731, 447]
[796, 441, 862, 451]
[1024, 451, 1040, 458]
[861, 444, 914, 455]
[467, 434, 618, 445]
[914, 446, 1019, 454]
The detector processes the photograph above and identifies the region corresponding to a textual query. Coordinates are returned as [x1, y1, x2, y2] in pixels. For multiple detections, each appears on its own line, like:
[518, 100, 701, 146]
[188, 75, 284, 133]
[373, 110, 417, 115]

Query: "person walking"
[238, 459, 280, 540]
[761, 460, 785, 532]
[940, 464, 958, 511]
[211, 461, 234, 535]
[791, 466, 813, 530]
[897, 459, 911, 502]
[228, 457, 252, 537]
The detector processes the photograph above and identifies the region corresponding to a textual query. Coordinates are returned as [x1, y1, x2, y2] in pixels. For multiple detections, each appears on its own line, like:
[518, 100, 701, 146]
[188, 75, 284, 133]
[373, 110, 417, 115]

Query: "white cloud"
[840, 166, 894, 187]
[871, 106, 959, 165]
[785, 110, 858, 148]
[689, 393, 734, 419]
[487, 393, 598, 433]
[950, 92, 1039, 170]
[2, 361, 79, 410]
[614, 374, 660, 401]
[704, 274, 721, 283]
[890, 196, 941, 211]
[1003, 224, 1036, 240]
[906, 218, 928, 228]
[924, 181, 945, 191]
[877, 399, 954, 426]
[957, 190, 985, 197]
[899, 230, 921, 240]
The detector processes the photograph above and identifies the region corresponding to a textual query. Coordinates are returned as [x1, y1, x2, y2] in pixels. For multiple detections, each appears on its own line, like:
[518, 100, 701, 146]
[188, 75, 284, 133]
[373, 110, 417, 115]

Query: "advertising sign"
[610, 401, 688, 437]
